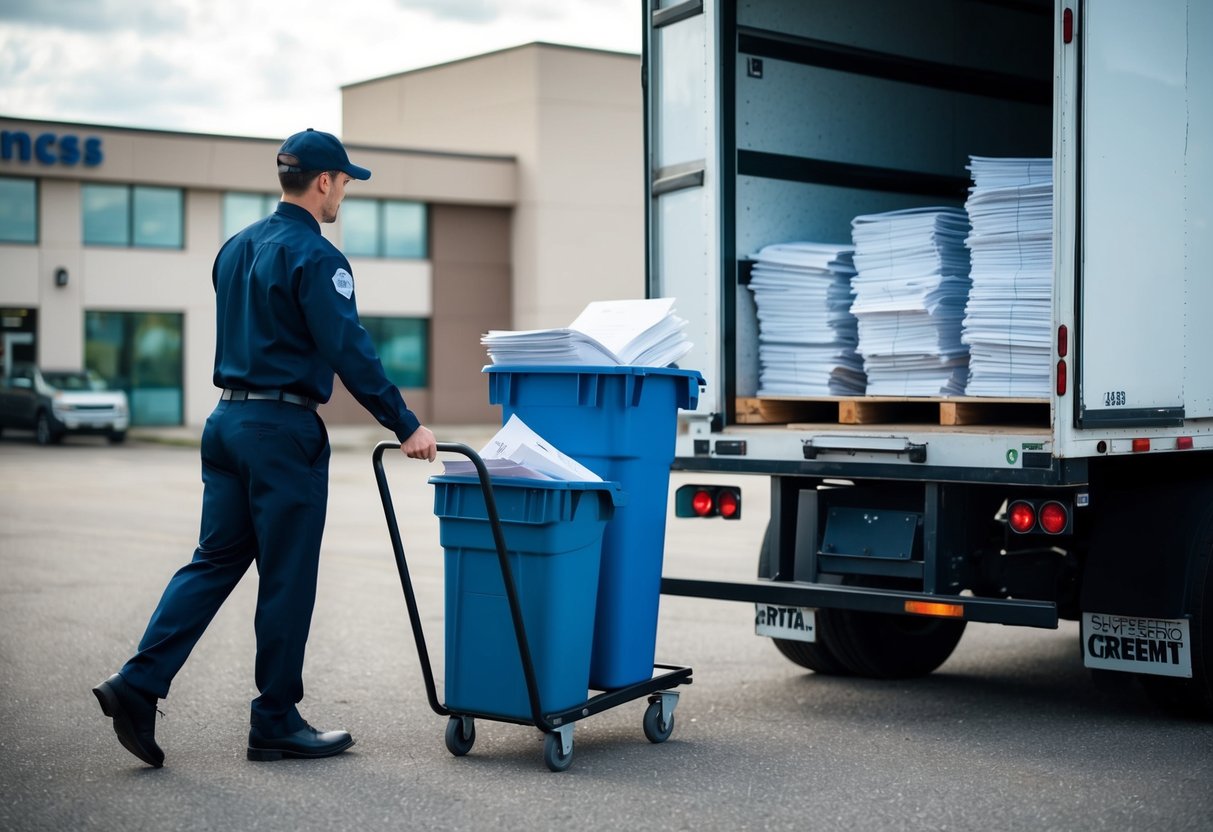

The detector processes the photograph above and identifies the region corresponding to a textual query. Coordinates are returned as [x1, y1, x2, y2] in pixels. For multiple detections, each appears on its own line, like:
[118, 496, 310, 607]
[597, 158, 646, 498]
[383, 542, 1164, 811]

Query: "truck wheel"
[823, 605, 966, 679]
[758, 526, 853, 675]
[1137, 507, 1213, 718]
[771, 636, 854, 676]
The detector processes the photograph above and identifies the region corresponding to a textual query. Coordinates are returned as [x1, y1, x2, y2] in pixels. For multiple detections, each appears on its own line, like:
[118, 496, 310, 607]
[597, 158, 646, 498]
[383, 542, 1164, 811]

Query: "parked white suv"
[0, 364, 130, 445]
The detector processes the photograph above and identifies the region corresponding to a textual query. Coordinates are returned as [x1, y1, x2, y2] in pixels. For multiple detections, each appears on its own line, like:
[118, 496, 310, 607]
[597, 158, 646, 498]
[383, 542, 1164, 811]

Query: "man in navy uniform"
[93, 129, 437, 767]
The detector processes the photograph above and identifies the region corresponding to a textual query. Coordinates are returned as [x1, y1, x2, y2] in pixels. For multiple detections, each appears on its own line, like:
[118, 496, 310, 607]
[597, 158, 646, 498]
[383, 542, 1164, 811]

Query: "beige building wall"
[342, 43, 645, 331]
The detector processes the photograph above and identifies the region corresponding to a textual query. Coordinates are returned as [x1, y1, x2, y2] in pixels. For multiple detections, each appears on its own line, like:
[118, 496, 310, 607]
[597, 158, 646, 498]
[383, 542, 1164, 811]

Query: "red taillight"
[1039, 501, 1068, 534]
[1057, 324, 1068, 358]
[675, 484, 742, 520]
[1177, 436, 1194, 450]
[717, 489, 740, 519]
[1008, 501, 1036, 534]
[1063, 8, 1074, 44]
[1056, 358, 1067, 395]
[1132, 438, 1150, 452]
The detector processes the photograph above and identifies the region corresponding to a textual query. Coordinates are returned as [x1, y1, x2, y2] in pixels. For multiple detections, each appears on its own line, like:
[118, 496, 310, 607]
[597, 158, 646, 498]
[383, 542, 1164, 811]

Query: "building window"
[0, 177, 37, 243]
[342, 198, 427, 259]
[82, 184, 184, 248]
[362, 316, 428, 388]
[222, 192, 277, 240]
[85, 310, 184, 426]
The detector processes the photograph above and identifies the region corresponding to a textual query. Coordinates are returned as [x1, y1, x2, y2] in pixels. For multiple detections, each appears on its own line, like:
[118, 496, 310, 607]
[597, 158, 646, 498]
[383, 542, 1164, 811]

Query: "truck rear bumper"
[661, 577, 1058, 629]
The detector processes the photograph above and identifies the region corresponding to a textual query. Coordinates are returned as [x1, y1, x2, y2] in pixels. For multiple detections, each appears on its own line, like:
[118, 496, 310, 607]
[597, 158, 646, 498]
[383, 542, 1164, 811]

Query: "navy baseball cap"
[277, 128, 371, 180]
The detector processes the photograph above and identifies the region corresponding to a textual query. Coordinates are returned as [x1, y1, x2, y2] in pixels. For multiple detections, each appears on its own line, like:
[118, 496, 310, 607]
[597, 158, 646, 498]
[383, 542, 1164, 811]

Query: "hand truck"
[372, 440, 692, 772]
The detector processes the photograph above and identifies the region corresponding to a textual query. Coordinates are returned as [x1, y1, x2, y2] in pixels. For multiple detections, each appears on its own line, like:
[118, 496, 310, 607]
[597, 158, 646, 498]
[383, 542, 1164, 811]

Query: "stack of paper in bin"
[481, 298, 692, 368]
[441, 414, 602, 482]
[960, 156, 1053, 397]
[748, 242, 866, 395]
[849, 207, 972, 396]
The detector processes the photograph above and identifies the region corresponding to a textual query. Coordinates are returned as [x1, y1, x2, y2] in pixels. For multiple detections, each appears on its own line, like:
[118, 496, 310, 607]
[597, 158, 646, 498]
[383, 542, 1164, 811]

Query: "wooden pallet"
[736, 396, 1050, 427]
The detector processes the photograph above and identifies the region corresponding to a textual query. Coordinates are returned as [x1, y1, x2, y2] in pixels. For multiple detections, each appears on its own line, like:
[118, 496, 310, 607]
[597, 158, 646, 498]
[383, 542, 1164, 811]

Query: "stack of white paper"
[482, 298, 693, 367]
[441, 414, 602, 481]
[748, 242, 866, 395]
[960, 156, 1053, 396]
[849, 207, 972, 395]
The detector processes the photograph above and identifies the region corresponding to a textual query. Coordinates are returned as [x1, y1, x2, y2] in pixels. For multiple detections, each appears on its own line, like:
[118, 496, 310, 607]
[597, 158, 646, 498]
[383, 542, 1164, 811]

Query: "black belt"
[221, 389, 319, 411]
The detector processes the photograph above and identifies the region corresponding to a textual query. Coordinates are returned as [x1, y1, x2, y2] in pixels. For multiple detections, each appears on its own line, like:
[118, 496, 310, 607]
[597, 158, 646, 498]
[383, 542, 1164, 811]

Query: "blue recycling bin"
[485, 365, 704, 689]
[430, 474, 626, 721]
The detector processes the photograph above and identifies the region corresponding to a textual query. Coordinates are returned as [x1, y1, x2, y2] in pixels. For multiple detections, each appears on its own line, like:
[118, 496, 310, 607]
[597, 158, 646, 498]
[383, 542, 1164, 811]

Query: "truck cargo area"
[646, 0, 1213, 715]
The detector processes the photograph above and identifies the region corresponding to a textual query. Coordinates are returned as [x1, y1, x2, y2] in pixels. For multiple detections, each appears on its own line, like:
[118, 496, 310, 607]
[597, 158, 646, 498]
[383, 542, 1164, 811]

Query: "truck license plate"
[755, 604, 816, 642]
[1082, 613, 1192, 678]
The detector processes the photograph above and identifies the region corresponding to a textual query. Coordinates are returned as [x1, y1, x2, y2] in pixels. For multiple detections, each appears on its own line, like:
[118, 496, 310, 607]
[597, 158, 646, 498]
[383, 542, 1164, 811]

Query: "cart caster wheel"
[643, 699, 674, 743]
[543, 731, 574, 772]
[445, 716, 475, 757]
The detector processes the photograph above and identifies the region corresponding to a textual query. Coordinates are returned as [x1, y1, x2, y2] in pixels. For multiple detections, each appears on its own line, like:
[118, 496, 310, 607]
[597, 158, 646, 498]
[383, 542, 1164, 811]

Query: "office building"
[0, 43, 642, 429]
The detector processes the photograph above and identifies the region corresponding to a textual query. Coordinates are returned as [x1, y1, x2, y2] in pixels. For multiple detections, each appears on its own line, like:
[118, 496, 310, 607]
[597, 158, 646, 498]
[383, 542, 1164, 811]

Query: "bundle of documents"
[747, 242, 866, 395]
[482, 298, 692, 367]
[960, 156, 1053, 396]
[849, 207, 972, 396]
[441, 414, 602, 481]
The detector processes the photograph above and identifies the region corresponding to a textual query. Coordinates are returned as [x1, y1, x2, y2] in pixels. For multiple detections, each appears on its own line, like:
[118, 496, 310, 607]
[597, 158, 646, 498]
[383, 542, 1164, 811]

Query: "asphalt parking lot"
[1, 429, 1211, 831]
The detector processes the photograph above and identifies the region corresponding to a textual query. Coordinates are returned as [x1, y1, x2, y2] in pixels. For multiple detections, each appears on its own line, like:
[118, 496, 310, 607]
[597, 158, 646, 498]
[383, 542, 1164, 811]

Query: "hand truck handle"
[371, 440, 551, 730]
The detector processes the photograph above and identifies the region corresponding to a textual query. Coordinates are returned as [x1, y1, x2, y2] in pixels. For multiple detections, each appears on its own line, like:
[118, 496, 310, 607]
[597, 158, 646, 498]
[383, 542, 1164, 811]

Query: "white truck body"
[646, 0, 1213, 712]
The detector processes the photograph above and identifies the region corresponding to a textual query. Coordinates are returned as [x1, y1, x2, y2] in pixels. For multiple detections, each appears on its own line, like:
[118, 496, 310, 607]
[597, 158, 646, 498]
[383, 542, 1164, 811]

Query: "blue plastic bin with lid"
[430, 474, 626, 721]
[485, 365, 704, 690]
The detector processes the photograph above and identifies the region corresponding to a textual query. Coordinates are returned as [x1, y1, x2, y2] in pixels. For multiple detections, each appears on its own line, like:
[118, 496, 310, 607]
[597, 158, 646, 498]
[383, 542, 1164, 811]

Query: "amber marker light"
[905, 600, 965, 618]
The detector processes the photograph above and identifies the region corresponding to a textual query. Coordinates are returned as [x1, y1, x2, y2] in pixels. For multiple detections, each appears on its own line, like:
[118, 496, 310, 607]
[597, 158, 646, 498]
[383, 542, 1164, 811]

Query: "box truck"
[646, 0, 1213, 715]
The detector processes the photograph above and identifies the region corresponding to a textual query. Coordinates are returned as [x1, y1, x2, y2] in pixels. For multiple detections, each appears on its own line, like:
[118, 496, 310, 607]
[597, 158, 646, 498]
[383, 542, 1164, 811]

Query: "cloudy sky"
[0, 0, 640, 139]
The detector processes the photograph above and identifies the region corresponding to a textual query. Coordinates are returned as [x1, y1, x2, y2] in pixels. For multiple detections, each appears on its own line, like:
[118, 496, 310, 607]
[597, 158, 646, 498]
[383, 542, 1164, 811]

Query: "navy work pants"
[120, 399, 330, 735]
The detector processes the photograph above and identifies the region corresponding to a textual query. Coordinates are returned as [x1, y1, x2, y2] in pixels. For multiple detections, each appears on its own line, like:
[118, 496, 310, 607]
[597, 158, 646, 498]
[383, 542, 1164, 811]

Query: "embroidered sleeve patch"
[331, 268, 354, 299]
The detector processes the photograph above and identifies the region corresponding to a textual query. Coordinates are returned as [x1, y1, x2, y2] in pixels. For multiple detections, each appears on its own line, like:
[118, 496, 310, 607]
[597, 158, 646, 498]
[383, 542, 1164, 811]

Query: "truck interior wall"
[730, 0, 1053, 400]
[739, 0, 1052, 71]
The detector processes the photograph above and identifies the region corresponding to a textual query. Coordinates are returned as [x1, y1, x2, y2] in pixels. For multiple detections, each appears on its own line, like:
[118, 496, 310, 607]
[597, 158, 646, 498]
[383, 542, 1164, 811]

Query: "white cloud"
[0, 0, 639, 139]
[0, 0, 188, 33]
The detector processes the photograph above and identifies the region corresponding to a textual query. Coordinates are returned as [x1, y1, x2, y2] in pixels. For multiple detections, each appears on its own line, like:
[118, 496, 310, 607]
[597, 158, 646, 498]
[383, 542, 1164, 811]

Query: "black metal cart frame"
[372, 440, 693, 771]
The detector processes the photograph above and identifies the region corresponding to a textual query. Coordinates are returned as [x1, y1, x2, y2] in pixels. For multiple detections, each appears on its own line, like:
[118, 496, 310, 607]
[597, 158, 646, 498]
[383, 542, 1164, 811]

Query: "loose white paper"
[442, 415, 602, 482]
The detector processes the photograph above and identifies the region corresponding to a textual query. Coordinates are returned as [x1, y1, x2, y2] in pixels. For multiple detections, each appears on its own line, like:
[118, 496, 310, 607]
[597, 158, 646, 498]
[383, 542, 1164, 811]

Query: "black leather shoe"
[92, 673, 164, 768]
[247, 723, 355, 761]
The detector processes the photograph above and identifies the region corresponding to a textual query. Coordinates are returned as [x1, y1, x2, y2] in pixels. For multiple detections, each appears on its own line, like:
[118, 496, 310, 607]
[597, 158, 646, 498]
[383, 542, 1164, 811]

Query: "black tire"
[642, 699, 674, 743]
[444, 716, 475, 757]
[758, 526, 855, 675]
[108, 431, 127, 445]
[1137, 506, 1213, 719]
[542, 731, 573, 772]
[772, 635, 855, 676]
[756, 519, 961, 677]
[35, 411, 60, 446]
[824, 606, 966, 679]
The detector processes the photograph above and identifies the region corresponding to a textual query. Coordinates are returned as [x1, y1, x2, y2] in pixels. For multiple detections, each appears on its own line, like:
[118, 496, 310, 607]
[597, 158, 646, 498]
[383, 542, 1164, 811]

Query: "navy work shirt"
[212, 201, 421, 442]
